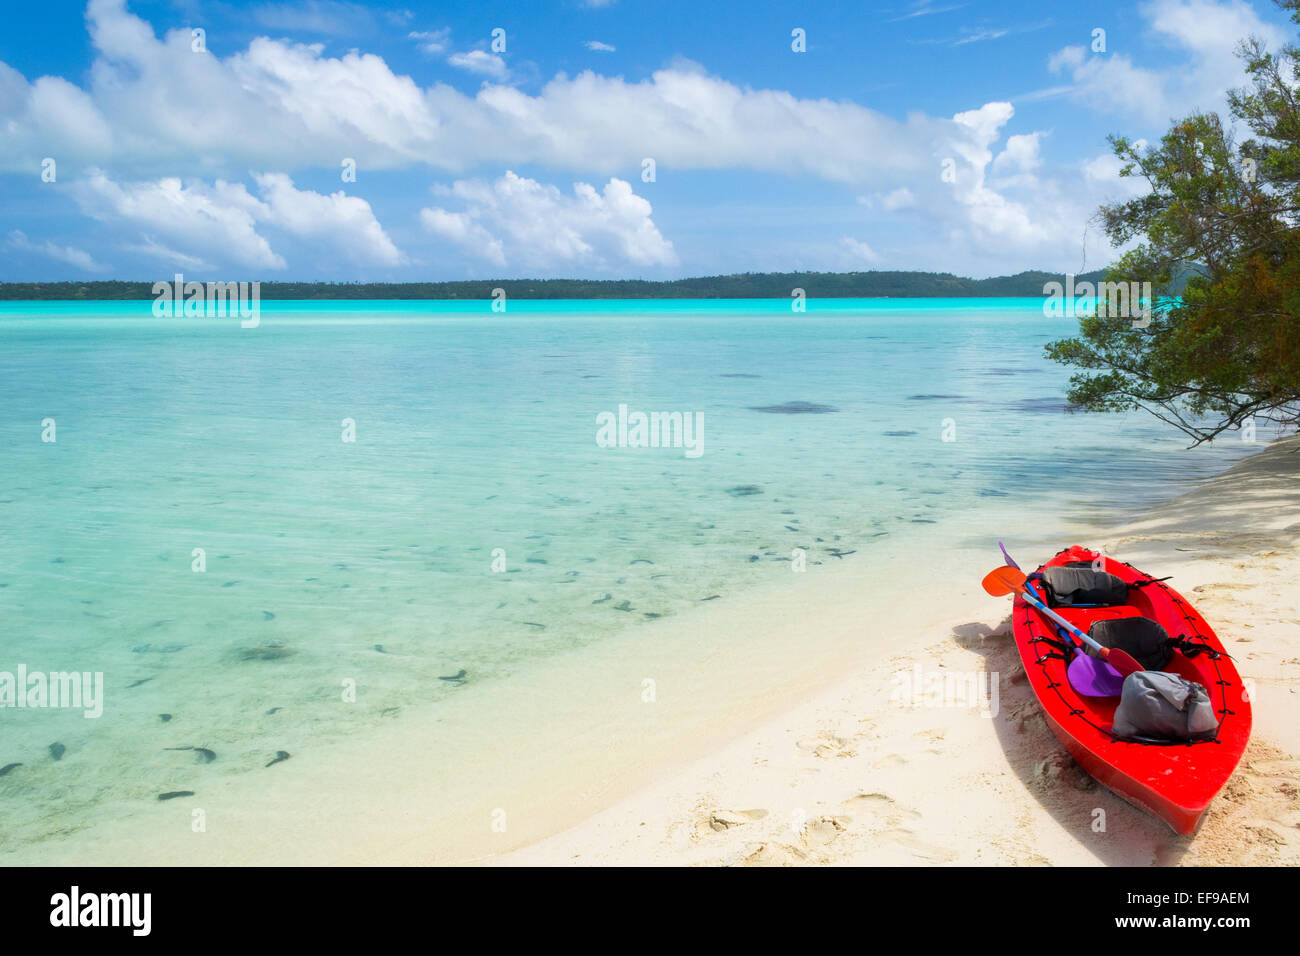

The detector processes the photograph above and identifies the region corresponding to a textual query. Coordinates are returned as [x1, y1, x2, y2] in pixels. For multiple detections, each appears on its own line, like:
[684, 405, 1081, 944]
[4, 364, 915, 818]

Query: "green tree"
[1047, 1, 1300, 445]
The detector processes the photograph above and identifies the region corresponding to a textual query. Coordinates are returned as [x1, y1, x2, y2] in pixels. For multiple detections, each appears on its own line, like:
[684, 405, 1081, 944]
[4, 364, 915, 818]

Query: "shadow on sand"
[953, 616, 1196, 866]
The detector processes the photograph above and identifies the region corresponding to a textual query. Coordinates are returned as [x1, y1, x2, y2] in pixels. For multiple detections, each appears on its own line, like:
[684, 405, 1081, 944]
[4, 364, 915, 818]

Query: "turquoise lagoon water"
[0, 297, 1257, 856]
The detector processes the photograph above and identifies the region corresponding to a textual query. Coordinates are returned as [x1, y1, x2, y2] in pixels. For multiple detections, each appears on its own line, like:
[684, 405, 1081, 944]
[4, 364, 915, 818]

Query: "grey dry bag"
[1112, 671, 1219, 743]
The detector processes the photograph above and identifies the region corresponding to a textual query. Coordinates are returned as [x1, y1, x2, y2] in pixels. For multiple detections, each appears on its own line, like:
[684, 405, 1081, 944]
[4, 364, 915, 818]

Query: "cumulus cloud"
[990, 132, 1043, 189]
[254, 173, 407, 266]
[5, 230, 109, 272]
[920, 102, 1081, 257]
[420, 171, 675, 270]
[67, 168, 404, 271]
[0, 0, 1262, 277]
[993, 133, 1041, 174]
[419, 208, 505, 266]
[448, 50, 508, 79]
[0, 0, 952, 185]
[70, 170, 285, 270]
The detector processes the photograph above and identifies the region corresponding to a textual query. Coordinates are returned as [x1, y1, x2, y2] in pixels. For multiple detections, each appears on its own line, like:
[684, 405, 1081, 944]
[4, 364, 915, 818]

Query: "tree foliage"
[1046, 0, 1300, 444]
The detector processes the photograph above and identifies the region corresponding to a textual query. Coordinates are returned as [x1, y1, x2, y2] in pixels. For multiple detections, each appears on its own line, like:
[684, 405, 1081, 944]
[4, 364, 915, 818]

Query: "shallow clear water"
[0, 297, 1257, 853]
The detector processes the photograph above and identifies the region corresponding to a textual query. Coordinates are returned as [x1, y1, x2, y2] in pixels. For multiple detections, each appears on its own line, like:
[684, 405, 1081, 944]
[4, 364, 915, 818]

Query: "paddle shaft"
[1014, 584, 1113, 658]
[996, 545, 1097, 652]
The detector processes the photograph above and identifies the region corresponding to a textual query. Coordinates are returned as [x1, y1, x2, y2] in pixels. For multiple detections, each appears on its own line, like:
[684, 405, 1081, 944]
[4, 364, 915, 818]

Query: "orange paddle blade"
[1103, 647, 1145, 677]
[982, 566, 1027, 596]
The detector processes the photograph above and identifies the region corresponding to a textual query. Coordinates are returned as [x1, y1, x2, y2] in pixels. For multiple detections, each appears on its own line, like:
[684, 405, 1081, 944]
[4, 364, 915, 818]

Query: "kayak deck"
[1012, 546, 1252, 835]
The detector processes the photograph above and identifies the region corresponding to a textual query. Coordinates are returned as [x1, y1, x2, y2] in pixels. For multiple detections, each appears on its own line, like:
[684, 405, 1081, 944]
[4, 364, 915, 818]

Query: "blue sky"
[0, 0, 1293, 281]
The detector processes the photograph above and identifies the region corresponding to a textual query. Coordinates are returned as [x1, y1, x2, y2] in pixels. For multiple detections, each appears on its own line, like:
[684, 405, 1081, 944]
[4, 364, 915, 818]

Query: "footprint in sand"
[842, 791, 896, 812]
[700, 808, 769, 835]
[1248, 759, 1300, 778]
[1241, 822, 1290, 850]
[735, 842, 807, 867]
[1034, 750, 1097, 792]
[796, 733, 856, 759]
[800, 815, 850, 849]
[877, 828, 959, 863]
[871, 747, 940, 770]
[840, 791, 922, 826]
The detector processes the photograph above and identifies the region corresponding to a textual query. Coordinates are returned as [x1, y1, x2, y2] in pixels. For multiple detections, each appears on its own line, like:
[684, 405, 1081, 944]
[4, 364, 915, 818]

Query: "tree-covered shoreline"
[0, 269, 1107, 301]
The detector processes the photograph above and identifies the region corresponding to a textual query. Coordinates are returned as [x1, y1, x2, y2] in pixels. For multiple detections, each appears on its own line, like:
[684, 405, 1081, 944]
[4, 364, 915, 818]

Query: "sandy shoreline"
[3, 439, 1294, 867]
[2, 517, 1014, 865]
[498, 437, 1300, 866]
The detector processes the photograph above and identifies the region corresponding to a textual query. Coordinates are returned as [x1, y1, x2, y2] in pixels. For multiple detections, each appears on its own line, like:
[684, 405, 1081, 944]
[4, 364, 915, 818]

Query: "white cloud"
[122, 237, 214, 271]
[70, 170, 285, 270]
[888, 2, 967, 22]
[993, 133, 1045, 176]
[859, 187, 916, 211]
[448, 50, 508, 80]
[1083, 152, 1126, 185]
[0, 0, 1268, 277]
[953, 101, 1014, 149]
[0, 0, 952, 186]
[420, 208, 505, 266]
[841, 238, 881, 263]
[1147, 0, 1280, 56]
[67, 168, 404, 271]
[954, 27, 1009, 46]
[585, 40, 616, 52]
[409, 28, 451, 55]
[5, 230, 109, 272]
[420, 171, 675, 270]
[883, 187, 916, 211]
[1081, 150, 1152, 202]
[1047, 0, 1287, 125]
[254, 173, 407, 266]
[1048, 46, 1171, 125]
[929, 103, 1080, 255]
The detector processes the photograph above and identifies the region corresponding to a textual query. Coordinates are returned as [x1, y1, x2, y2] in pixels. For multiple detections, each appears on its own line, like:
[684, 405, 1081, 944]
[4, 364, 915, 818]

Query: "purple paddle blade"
[1068, 652, 1125, 697]
[998, 541, 1021, 570]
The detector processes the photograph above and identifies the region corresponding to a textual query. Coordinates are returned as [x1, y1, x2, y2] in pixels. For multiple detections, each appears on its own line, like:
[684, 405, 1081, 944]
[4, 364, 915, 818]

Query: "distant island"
[0, 269, 1110, 300]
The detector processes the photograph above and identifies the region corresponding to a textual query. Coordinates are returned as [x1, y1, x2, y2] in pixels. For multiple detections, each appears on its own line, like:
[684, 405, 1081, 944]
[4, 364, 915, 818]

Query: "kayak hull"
[1011, 546, 1252, 835]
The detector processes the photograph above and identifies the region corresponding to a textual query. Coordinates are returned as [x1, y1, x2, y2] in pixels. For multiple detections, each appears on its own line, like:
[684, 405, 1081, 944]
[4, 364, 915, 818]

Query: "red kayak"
[1010, 546, 1251, 834]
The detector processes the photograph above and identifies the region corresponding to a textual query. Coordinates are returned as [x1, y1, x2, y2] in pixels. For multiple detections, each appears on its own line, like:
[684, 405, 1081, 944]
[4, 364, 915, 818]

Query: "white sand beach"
[499, 437, 1300, 866]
